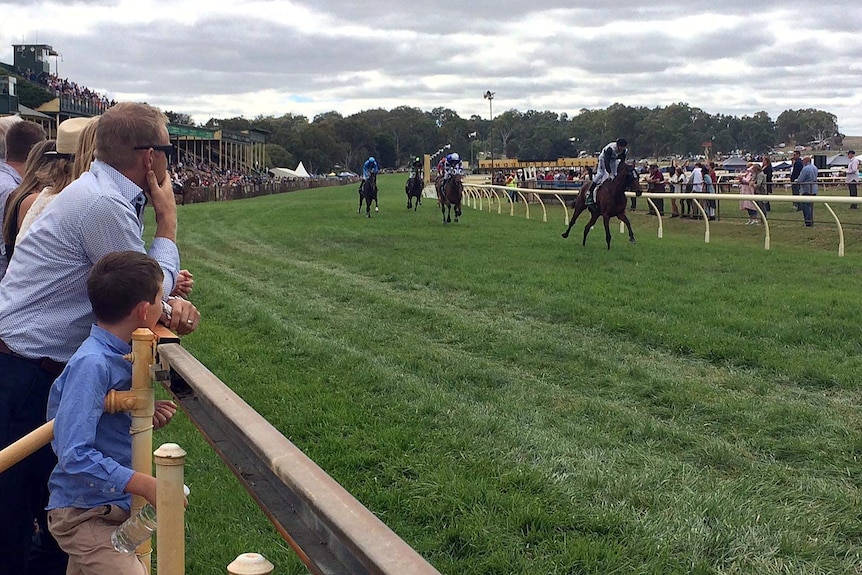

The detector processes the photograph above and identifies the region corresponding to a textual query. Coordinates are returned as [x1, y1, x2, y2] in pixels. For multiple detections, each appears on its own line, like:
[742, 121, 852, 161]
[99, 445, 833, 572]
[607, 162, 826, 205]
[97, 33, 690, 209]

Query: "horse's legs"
[454, 202, 461, 222]
[603, 215, 613, 250]
[358, 192, 363, 214]
[441, 202, 447, 223]
[562, 199, 585, 238]
[618, 213, 637, 244]
[581, 211, 600, 246]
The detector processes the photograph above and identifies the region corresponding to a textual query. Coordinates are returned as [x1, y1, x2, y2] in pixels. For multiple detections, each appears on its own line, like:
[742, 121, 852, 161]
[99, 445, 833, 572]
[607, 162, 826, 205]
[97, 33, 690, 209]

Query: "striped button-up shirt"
[0, 160, 178, 362]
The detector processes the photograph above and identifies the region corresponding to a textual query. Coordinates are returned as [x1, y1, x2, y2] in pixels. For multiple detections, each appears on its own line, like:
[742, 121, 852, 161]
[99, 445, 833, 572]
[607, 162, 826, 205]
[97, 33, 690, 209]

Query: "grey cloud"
[9, 1, 862, 132]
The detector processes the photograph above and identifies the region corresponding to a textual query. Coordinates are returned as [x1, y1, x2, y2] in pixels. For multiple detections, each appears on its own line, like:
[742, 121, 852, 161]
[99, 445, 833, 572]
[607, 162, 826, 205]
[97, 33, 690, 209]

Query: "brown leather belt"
[0, 338, 67, 379]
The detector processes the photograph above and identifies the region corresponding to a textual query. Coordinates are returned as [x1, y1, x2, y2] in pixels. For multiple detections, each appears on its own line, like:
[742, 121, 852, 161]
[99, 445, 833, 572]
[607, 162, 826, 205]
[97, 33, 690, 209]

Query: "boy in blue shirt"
[46, 251, 178, 575]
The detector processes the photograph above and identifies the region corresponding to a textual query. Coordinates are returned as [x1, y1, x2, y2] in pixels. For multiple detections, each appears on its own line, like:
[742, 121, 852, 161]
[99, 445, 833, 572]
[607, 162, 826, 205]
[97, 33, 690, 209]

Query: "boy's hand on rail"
[153, 400, 177, 430]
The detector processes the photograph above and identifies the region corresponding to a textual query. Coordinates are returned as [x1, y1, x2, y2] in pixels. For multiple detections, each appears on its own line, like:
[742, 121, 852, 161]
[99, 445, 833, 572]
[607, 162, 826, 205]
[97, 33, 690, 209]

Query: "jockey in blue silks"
[359, 156, 379, 193]
[587, 138, 627, 205]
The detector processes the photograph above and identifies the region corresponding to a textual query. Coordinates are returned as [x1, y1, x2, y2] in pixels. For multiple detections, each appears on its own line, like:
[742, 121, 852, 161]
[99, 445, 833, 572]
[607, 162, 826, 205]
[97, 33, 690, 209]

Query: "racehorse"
[175, 173, 200, 205]
[405, 174, 423, 211]
[436, 174, 463, 224]
[358, 172, 379, 218]
[561, 162, 642, 249]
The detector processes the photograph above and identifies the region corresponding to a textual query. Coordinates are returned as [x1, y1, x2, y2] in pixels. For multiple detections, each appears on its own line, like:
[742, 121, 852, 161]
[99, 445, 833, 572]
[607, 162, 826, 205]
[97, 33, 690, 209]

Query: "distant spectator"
[797, 156, 818, 227]
[790, 150, 803, 210]
[761, 155, 773, 212]
[702, 167, 716, 221]
[668, 166, 684, 217]
[739, 164, 758, 224]
[646, 164, 665, 216]
[846, 150, 859, 209]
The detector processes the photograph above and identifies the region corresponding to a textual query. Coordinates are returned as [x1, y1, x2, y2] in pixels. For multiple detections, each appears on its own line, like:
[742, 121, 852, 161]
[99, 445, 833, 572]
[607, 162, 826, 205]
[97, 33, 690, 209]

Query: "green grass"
[152, 175, 862, 574]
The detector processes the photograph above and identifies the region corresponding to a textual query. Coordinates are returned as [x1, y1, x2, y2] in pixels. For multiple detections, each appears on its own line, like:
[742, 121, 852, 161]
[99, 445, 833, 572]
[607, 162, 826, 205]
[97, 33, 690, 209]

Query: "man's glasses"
[134, 144, 175, 164]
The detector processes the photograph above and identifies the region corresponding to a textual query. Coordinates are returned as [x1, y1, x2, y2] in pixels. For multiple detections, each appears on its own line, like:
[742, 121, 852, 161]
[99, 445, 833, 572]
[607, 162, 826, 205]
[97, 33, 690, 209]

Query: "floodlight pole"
[484, 91, 495, 177]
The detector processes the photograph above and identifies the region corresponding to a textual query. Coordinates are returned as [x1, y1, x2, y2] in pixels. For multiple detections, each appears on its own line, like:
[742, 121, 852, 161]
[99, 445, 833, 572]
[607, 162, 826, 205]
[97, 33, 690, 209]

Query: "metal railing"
[463, 183, 860, 256]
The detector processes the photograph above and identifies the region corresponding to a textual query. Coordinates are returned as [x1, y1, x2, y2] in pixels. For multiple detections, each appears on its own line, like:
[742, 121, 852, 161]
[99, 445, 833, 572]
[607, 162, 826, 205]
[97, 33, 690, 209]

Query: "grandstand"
[1, 43, 266, 179]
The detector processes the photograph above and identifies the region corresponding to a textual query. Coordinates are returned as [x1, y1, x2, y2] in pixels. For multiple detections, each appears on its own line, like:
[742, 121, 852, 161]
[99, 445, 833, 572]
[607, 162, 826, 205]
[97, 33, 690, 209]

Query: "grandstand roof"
[18, 104, 52, 120]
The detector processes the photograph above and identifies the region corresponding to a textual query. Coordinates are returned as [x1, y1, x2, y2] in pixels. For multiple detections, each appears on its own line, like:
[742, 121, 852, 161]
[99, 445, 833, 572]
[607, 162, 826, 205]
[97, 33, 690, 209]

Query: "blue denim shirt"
[46, 325, 136, 511]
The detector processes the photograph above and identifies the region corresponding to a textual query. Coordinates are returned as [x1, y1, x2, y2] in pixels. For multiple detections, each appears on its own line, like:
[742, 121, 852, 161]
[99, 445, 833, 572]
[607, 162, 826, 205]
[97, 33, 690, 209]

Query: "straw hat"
[49, 117, 98, 156]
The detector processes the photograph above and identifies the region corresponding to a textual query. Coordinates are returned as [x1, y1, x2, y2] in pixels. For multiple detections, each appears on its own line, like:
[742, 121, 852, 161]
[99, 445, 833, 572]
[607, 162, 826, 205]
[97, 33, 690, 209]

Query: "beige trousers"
[48, 505, 147, 575]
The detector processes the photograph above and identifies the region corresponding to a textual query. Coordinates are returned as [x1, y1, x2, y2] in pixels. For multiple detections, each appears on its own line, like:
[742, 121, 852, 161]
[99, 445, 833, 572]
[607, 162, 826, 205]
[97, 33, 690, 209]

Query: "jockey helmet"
[616, 138, 628, 147]
[449, 152, 460, 162]
[368, 156, 376, 163]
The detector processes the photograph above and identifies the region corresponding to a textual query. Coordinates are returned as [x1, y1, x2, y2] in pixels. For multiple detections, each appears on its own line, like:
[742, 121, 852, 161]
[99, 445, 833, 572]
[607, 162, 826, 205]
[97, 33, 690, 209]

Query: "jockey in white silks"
[442, 152, 463, 184]
[587, 138, 628, 205]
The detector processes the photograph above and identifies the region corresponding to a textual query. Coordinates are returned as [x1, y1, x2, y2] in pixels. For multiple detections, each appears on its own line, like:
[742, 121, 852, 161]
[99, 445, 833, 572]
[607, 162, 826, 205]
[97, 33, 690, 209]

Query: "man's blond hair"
[95, 103, 168, 171]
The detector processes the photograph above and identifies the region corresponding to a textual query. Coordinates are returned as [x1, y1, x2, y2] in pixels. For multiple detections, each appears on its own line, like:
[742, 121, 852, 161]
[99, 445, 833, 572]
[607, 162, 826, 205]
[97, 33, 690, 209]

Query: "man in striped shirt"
[0, 102, 200, 575]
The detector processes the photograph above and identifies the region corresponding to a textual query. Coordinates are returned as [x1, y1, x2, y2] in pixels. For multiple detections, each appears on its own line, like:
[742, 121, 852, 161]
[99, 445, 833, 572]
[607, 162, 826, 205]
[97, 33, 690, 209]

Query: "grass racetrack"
[158, 174, 862, 574]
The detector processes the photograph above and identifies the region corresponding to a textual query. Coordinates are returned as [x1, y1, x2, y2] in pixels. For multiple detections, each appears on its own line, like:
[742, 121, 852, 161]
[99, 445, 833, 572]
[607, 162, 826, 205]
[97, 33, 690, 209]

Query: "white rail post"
[228, 553, 275, 575]
[155, 443, 187, 575]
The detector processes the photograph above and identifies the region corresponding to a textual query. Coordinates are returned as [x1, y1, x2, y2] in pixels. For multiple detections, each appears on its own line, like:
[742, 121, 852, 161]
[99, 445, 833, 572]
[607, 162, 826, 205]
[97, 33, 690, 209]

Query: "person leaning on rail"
[0, 101, 201, 575]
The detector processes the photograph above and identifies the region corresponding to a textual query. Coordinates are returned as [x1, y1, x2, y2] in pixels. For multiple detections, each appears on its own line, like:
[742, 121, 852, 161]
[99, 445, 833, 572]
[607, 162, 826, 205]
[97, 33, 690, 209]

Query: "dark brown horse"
[406, 174, 423, 210]
[358, 172, 379, 218]
[561, 162, 642, 249]
[436, 174, 463, 223]
[174, 173, 200, 205]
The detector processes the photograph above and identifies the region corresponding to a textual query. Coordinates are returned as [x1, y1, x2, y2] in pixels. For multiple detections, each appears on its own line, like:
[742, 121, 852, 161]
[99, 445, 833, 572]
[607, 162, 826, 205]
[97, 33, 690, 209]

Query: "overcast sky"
[2, 1, 861, 134]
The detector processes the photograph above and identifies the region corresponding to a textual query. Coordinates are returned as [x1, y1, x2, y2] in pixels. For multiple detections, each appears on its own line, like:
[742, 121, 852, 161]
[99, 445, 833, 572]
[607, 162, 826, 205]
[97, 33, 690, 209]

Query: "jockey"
[442, 152, 463, 184]
[362, 156, 379, 180]
[409, 156, 422, 180]
[436, 157, 446, 178]
[359, 156, 379, 193]
[587, 138, 628, 205]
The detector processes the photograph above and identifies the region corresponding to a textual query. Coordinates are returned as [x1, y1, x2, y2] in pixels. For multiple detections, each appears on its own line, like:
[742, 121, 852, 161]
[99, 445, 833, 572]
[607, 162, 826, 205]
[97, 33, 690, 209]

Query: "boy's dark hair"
[88, 251, 163, 323]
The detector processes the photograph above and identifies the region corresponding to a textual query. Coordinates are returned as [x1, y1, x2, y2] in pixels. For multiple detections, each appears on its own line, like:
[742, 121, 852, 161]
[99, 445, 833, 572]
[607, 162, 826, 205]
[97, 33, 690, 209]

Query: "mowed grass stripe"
[159, 177, 862, 573]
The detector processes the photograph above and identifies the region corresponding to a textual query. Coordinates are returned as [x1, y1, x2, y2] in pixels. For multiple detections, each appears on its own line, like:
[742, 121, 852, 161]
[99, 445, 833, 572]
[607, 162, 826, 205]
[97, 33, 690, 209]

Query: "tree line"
[175, 104, 840, 175]
[10, 69, 841, 175]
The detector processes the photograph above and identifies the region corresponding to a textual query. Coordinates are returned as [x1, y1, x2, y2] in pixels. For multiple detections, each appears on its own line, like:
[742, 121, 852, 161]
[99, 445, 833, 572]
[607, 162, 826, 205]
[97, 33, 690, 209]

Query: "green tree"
[264, 143, 294, 169]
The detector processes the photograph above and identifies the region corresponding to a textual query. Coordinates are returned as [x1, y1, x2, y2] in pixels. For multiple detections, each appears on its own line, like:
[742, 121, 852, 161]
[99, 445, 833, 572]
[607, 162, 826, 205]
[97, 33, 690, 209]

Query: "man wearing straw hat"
[0, 103, 200, 575]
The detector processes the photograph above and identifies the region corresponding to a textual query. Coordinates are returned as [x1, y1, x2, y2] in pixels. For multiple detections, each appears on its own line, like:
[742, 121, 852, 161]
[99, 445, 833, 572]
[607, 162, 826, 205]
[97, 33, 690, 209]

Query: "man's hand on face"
[146, 170, 177, 240]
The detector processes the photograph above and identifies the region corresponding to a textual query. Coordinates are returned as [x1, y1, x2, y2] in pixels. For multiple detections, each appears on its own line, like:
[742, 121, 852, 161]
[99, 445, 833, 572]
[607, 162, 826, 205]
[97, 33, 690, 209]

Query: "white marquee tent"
[269, 162, 311, 179]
